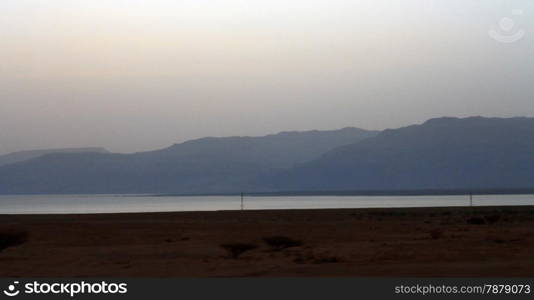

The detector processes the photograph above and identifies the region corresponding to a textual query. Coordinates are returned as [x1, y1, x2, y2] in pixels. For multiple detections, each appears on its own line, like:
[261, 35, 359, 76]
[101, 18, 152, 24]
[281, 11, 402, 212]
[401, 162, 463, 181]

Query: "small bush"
[0, 231, 28, 252]
[484, 215, 501, 224]
[293, 254, 307, 264]
[313, 254, 341, 264]
[263, 236, 302, 251]
[220, 243, 257, 259]
[466, 217, 485, 225]
[293, 252, 341, 264]
[429, 229, 443, 240]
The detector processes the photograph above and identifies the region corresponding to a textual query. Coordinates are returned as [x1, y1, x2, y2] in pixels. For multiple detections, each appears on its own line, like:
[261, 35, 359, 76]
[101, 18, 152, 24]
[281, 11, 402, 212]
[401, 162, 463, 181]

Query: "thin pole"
[469, 192, 473, 207]
[241, 192, 244, 211]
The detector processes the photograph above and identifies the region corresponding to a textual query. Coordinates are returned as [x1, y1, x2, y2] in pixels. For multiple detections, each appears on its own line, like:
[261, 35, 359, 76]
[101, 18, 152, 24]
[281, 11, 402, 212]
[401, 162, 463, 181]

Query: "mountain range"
[0, 147, 108, 167]
[1, 117, 533, 195]
[0, 127, 376, 194]
[267, 117, 534, 192]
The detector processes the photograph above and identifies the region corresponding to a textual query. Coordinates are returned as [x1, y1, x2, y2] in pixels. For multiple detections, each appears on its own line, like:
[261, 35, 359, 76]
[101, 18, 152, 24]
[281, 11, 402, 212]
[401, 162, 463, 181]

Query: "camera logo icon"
[3, 281, 20, 297]
[489, 9, 525, 43]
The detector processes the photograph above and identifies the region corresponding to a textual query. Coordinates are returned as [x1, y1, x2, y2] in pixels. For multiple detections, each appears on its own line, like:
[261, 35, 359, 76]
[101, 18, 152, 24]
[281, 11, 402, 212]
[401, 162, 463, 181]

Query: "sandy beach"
[1, 206, 534, 277]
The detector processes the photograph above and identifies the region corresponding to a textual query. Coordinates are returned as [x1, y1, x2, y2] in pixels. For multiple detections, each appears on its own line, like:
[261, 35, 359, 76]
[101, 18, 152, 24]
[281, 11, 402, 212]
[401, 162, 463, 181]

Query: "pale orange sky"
[1, 0, 533, 154]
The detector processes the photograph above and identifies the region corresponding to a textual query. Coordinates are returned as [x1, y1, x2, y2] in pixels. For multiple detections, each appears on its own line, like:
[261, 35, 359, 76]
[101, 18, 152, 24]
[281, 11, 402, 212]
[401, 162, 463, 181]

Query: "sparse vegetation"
[466, 217, 485, 225]
[293, 251, 341, 264]
[484, 215, 501, 224]
[313, 253, 341, 264]
[263, 236, 302, 251]
[0, 231, 28, 252]
[429, 229, 443, 240]
[220, 243, 258, 259]
[368, 211, 408, 217]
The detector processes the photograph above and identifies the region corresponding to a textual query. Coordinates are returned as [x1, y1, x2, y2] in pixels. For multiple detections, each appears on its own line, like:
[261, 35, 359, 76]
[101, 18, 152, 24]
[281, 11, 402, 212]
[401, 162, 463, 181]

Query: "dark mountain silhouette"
[0, 128, 376, 194]
[0, 148, 109, 167]
[147, 127, 376, 168]
[268, 117, 534, 191]
[2, 117, 534, 195]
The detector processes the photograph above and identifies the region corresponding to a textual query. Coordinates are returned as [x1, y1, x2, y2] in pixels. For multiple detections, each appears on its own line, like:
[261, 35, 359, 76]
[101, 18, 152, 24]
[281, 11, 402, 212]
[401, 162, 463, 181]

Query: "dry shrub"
[0, 231, 28, 252]
[220, 243, 258, 259]
[429, 229, 443, 240]
[293, 251, 341, 264]
[484, 215, 501, 224]
[466, 217, 485, 225]
[263, 236, 302, 251]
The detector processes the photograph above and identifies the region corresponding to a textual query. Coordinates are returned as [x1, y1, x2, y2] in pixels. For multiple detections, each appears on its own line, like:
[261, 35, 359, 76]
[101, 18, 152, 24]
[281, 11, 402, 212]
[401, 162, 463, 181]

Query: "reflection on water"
[0, 194, 533, 214]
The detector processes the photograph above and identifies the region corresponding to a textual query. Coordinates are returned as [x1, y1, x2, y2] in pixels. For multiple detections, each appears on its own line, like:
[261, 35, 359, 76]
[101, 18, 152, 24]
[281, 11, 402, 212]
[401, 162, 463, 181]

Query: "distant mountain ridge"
[0, 147, 109, 167]
[0, 127, 376, 194]
[2, 117, 534, 195]
[150, 127, 377, 169]
[267, 116, 534, 191]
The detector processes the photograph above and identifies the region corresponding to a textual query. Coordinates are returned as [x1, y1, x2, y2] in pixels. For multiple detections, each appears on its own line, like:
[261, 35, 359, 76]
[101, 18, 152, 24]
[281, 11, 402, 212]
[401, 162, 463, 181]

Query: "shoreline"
[2, 203, 534, 216]
[2, 193, 534, 216]
[1, 206, 534, 277]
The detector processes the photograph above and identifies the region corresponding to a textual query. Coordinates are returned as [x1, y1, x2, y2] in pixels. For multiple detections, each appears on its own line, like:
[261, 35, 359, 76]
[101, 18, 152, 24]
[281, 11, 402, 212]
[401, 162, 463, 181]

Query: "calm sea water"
[0, 194, 533, 214]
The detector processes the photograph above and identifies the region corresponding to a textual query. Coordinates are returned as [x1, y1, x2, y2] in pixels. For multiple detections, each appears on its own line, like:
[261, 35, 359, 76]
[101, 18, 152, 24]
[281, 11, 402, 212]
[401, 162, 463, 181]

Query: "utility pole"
[241, 192, 244, 211]
[469, 192, 473, 207]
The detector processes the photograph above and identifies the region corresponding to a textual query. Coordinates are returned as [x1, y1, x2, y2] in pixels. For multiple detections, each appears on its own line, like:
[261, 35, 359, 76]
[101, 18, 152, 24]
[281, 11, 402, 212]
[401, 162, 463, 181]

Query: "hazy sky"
[1, 0, 534, 154]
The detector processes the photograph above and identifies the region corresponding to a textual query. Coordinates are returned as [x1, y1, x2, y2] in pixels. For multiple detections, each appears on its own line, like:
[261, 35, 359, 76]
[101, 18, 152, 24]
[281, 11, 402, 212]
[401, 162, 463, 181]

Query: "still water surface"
[0, 194, 533, 214]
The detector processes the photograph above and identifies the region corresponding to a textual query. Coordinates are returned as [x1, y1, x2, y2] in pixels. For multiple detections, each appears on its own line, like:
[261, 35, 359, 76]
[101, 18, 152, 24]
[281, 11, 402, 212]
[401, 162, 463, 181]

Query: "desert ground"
[1, 206, 534, 277]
